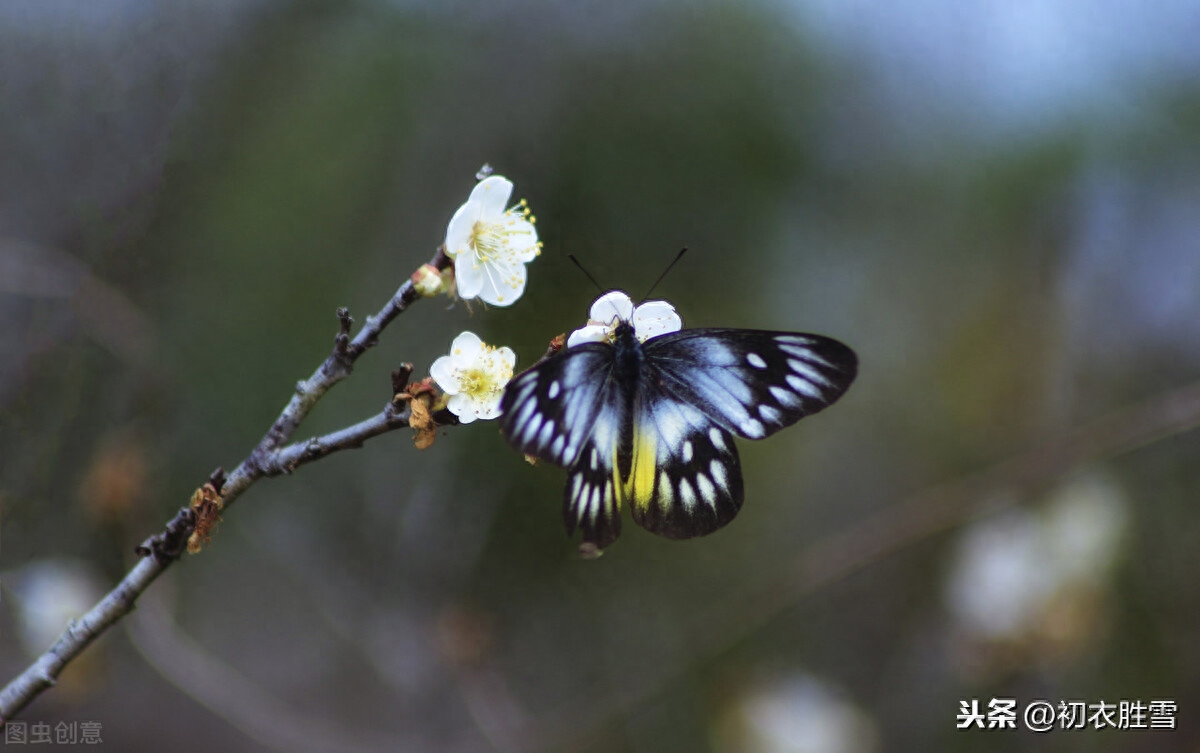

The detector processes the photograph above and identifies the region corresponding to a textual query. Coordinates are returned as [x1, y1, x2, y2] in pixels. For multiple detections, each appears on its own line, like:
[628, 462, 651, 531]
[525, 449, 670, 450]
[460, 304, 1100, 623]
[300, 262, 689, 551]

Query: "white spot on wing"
[551, 435, 565, 459]
[678, 477, 697, 511]
[514, 399, 537, 432]
[571, 474, 584, 519]
[548, 381, 560, 399]
[696, 474, 717, 508]
[709, 427, 728, 451]
[590, 448, 598, 470]
[710, 459, 727, 488]
[759, 404, 782, 423]
[658, 471, 674, 510]
[524, 413, 543, 444]
[537, 420, 555, 449]
[741, 418, 765, 438]
[512, 382, 536, 405]
[786, 374, 824, 399]
[769, 385, 802, 408]
[747, 353, 767, 369]
[776, 335, 816, 347]
[681, 441, 693, 464]
[788, 358, 832, 387]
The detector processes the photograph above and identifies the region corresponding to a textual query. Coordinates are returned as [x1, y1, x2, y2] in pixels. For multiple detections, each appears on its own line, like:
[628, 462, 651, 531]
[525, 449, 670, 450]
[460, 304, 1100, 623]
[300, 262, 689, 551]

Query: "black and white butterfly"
[499, 291, 856, 552]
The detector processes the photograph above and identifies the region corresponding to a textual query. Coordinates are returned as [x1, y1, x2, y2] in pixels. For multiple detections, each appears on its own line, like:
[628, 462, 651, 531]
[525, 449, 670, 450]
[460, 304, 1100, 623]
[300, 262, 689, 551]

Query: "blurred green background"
[3, 0, 1200, 751]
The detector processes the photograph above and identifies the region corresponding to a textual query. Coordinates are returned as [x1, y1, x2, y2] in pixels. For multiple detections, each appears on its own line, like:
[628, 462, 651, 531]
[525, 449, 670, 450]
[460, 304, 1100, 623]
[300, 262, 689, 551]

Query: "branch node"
[391, 363, 415, 396]
[134, 507, 197, 563]
[336, 306, 353, 333]
[432, 245, 452, 272]
[333, 307, 354, 364]
[208, 467, 227, 495]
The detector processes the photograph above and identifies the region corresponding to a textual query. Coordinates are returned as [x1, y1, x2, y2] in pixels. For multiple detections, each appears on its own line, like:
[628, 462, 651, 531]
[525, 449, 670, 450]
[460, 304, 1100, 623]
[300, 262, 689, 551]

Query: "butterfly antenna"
[568, 254, 605, 293]
[640, 248, 688, 302]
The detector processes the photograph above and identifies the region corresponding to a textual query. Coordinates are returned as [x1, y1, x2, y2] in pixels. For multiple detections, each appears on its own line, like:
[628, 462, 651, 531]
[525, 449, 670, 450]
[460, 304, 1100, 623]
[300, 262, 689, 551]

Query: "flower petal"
[501, 216, 540, 263]
[454, 254, 484, 300]
[632, 300, 683, 341]
[495, 346, 517, 372]
[429, 355, 460, 394]
[567, 324, 611, 348]
[590, 290, 634, 325]
[476, 258, 527, 307]
[470, 175, 514, 219]
[474, 395, 503, 420]
[449, 331, 484, 363]
[447, 393, 477, 423]
[444, 200, 480, 259]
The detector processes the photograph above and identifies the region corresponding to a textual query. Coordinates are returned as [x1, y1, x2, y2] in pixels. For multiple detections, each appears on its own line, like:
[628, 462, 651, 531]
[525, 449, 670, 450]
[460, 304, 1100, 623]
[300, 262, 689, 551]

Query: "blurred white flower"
[430, 331, 516, 423]
[3, 559, 107, 656]
[715, 674, 878, 753]
[444, 175, 540, 307]
[945, 507, 1048, 639]
[566, 290, 683, 347]
[945, 471, 1127, 660]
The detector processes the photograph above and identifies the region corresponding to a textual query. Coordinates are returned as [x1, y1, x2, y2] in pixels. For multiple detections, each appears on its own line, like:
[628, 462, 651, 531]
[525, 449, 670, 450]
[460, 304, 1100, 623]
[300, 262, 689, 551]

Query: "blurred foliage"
[3, 1, 1200, 751]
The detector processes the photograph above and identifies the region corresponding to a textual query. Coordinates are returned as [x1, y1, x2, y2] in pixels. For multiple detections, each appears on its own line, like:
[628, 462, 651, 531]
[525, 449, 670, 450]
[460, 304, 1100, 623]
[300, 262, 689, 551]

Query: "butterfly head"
[565, 290, 683, 348]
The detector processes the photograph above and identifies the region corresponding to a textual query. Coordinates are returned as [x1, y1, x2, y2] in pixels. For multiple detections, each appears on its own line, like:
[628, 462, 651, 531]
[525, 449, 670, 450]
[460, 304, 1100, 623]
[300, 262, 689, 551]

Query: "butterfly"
[499, 290, 857, 553]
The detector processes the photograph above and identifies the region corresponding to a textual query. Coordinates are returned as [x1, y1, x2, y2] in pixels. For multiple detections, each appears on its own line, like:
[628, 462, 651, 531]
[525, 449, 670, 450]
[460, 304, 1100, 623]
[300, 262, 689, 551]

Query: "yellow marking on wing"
[620, 423, 659, 513]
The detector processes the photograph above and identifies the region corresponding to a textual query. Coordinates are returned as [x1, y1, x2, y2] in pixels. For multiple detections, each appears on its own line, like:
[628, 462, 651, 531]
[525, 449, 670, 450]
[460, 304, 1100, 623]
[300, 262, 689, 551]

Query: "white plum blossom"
[716, 674, 879, 753]
[4, 559, 107, 658]
[566, 290, 683, 347]
[944, 472, 1127, 664]
[444, 175, 541, 307]
[430, 331, 516, 423]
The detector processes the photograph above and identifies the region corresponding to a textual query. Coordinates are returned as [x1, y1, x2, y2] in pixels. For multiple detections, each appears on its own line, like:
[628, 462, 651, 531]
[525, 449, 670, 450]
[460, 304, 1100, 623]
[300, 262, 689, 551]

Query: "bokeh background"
[3, 1, 1200, 751]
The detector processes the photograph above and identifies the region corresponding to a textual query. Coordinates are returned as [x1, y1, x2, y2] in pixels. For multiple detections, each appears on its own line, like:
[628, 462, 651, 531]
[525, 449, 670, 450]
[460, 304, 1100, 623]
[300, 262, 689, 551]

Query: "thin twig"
[0, 247, 452, 724]
[245, 247, 450, 475]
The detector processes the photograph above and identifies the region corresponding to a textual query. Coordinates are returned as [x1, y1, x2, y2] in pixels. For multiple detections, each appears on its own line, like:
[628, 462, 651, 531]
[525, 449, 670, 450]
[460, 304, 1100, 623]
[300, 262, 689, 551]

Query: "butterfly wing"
[617, 329, 856, 539]
[621, 375, 745, 539]
[500, 344, 615, 466]
[499, 345, 626, 548]
[644, 329, 857, 440]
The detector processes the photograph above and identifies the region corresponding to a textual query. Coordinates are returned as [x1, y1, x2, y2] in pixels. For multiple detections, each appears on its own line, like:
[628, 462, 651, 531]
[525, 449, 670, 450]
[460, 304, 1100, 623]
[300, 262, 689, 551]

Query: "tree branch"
[0, 247, 453, 724]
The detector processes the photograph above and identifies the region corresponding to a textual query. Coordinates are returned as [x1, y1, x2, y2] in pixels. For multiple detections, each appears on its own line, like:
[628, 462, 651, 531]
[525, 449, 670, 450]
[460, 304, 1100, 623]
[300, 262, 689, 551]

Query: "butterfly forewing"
[499, 344, 618, 467]
[645, 329, 857, 440]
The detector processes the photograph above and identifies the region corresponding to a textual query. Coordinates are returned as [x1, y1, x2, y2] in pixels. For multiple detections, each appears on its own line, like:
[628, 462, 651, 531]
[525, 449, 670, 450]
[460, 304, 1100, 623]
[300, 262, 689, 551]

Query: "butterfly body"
[500, 292, 856, 552]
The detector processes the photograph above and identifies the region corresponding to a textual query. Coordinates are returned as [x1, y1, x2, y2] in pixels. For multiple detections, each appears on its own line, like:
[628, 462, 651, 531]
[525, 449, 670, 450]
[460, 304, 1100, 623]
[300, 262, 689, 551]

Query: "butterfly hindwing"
[562, 439, 622, 548]
[624, 379, 744, 538]
[645, 329, 857, 440]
